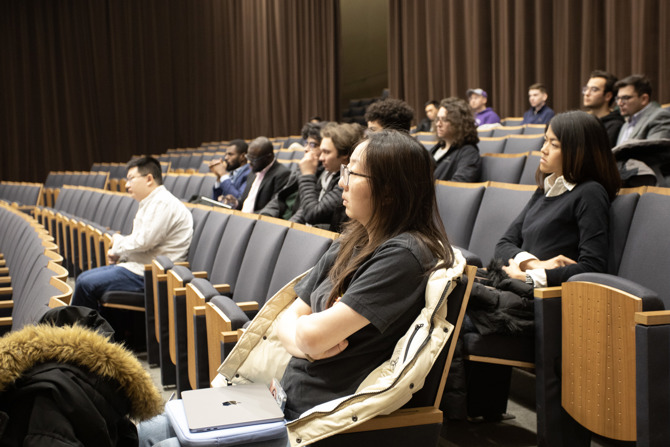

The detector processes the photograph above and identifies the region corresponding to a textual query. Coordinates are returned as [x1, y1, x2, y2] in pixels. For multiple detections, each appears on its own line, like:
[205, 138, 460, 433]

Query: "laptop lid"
[181, 384, 285, 433]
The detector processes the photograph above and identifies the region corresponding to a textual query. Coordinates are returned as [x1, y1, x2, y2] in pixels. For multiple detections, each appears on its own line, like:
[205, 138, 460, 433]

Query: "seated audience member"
[290, 122, 364, 232]
[138, 130, 455, 445]
[467, 88, 501, 127]
[208, 139, 250, 203]
[364, 98, 414, 133]
[71, 156, 193, 311]
[260, 122, 326, 219]
[521, 83, 555, 125]
[225, 137, 290, 213]
[415, 99, 440, 132]
[614, 74, 670, 186]
[462, 111, 620, 420]
[430, 97, 482, 182]
[615, 74, 670, 144]
[582, 70, 624, 148]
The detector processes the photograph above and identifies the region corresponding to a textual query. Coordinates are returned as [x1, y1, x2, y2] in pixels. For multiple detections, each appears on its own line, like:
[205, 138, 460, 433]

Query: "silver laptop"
[181, 384, 285, 433]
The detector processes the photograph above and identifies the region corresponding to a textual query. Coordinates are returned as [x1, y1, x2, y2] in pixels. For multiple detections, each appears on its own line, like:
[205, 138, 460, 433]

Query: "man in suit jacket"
[209, 139, 250, 202]
[615, 74, 670, 144]
[614, 74, 670, 186]
[235, 137, 290, 213]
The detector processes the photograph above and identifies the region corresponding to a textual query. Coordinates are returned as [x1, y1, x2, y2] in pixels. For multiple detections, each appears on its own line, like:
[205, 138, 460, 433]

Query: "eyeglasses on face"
[340, 164, 371, 186]
[435, 116, 449, 124]
[126, 173, 148, 182]
[305, 141, 319, 149]
[616, 95, 635, 103]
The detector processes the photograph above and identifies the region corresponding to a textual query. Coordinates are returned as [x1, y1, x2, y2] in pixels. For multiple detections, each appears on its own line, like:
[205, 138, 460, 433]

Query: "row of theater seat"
[0, 181, 43, 208]
[42, 171, 110, 206]
[9, 176, 670, 444]
[0, 203, 72, 334]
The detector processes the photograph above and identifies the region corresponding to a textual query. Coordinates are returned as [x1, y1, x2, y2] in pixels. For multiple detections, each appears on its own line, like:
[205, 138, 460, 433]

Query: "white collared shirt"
[109, 185, 193, 276]
[241, 159, 274, 213]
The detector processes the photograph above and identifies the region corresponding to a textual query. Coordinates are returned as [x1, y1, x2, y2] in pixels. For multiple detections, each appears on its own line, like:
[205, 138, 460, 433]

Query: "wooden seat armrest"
[194, 305, 206, 316]
[175, 261, 190, 267]
[0, 276, 11, 285]
[0, 317, 12, 327]
[635, 310, 670, 326]
[0, 300, 14, 309]
[206, 302, 233, 381]
[219, 330, 240, 345]
[0, 260, 5, 267]
[236, 301, 259, 312]
[0, 267, 9, 276]
[534, 286, 562, 299]
[0, 287, 12, 296]
[193, 271, 208, 279]
[212, 284, 232, 294]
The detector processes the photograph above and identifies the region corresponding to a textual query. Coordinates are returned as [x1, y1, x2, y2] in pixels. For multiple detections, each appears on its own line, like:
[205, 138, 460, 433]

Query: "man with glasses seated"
[71, 156, 193, 311]
[582, 70, 624, 148]
[225, 137, 290, 213]
[260, 122, 325, 220]
[615, 74, 670, 145]
[614, 74, 670, 186]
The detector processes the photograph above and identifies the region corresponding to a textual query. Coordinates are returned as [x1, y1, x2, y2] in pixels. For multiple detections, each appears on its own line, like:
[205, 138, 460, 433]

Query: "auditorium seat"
[479, 154, 527, 183]
[504, 134, 544, 154]
[492, 126, 524, 137]
[477, 137, 507, 154]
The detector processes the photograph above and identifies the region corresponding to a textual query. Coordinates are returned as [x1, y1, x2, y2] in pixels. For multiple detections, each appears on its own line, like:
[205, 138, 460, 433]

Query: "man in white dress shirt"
[71, 156, 193, 310]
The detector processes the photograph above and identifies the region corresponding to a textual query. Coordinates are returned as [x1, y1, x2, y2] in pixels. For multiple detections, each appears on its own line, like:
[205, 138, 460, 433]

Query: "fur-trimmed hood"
[0, 323, 163, 421]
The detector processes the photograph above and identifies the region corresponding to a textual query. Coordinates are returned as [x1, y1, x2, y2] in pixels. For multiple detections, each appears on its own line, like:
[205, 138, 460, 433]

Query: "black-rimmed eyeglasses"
[340, 165, 371, 186]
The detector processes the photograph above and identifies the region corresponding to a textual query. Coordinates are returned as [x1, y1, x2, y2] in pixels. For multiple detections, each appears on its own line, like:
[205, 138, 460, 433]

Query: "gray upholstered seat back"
[467, 186, 535, 266]
[617, 192, 670, 307]
[233, 219, 289, 304]
[435, 182, 485, 249]
[265, 227, 334, 301]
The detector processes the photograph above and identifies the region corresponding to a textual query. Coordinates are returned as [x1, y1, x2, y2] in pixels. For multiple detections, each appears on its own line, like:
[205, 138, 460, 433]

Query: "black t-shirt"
[280, 233, 435, 420]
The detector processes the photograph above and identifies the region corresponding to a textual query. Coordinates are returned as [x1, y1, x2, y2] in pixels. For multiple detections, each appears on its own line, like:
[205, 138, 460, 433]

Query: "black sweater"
[495, 181, 610, 286]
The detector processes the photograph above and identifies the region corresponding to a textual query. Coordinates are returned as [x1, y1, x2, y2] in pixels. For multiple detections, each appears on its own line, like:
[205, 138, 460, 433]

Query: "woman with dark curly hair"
[430, 97, 482, 182]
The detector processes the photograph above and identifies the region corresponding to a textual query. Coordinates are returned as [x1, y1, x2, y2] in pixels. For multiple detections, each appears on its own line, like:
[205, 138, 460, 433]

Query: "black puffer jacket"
[0, 314, 163, 446]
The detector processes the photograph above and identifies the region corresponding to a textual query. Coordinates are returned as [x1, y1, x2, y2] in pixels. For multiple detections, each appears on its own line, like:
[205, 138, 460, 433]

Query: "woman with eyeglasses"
[431, 97, 482, 182]
[275, 129, 455, 419]
[138, 130, 457, 446]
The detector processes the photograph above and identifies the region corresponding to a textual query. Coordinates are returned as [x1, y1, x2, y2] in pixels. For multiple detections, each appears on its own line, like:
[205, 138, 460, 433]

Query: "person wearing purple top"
[467, 88, 501, 127]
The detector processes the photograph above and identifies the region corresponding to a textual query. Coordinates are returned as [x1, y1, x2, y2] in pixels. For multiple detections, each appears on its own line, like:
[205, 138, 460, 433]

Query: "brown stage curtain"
[390, 0, 669, 125]
[0, 0, 339, 182]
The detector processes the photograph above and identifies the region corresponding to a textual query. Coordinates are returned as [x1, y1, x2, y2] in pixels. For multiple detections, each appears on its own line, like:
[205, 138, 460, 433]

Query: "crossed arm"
[277, 298, 369, 360]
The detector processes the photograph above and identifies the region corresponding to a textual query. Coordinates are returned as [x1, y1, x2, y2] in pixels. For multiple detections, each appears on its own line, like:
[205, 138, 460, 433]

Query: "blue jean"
[71, 265, 144, 310]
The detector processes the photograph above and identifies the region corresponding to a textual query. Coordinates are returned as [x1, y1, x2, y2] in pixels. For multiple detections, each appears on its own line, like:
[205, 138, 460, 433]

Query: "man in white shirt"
[71, 156, 193, 310]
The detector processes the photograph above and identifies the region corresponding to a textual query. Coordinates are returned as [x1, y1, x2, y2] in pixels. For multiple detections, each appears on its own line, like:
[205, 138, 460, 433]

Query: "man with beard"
[209, 139, 250, 203]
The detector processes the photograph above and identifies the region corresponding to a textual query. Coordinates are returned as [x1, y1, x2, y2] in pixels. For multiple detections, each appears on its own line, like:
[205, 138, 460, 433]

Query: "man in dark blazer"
[235, 137, 290, 213]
